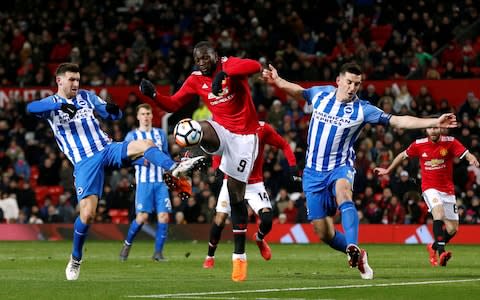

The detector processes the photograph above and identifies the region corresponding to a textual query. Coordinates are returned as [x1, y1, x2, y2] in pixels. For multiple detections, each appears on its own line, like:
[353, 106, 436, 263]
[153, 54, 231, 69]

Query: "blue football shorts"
[135, 182, 172, 214]
[302, 165, 356, 220]
[73, 142, 129, 200]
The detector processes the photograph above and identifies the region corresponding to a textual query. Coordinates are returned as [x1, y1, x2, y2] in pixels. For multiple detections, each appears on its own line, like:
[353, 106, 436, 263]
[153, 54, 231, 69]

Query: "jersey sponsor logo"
[58, 108, 93, 124]
[424, 158, 445, 170]
[312, 110, 352, 126]
[209, 92, 235, 105]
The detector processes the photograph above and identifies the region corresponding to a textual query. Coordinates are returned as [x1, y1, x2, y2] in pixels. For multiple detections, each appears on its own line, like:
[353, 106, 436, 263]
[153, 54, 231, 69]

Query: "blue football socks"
[144, 146, 175, 170]
[125, 219, 143, 245]
[339, 201, 359, 246]
[72, 217, 90, 260]
[155, 223, 168, 252]
[326, 230, 348, 253]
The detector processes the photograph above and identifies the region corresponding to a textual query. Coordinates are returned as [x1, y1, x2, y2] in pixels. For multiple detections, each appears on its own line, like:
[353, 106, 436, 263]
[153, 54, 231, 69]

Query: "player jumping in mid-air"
[263, 62, 458, 279]
[140, 41, 262, 282]
[27, 63, 203, 280]
[203, 121, 300, 268]
[375, 126, 478, 266]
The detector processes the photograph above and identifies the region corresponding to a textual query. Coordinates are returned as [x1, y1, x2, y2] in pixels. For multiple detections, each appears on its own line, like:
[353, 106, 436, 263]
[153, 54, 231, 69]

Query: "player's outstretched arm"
[262, 64, 304, 100]
[139, 78, 194, 112]
[374, 150, 408, 176]
[27, 97, 77, 119]
[389, 113, 458, 129]
[466, 152, 480, 167]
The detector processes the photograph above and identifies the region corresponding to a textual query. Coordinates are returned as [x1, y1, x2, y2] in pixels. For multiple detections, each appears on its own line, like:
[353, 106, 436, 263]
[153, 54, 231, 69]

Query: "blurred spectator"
[0, 192, 19, 223]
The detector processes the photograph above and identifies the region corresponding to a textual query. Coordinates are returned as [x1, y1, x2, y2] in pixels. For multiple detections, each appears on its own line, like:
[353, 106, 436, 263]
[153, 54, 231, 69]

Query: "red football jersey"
[406, 135, 468, 194]
[212, 122, 297, 184]
[155, 56, 261, 134]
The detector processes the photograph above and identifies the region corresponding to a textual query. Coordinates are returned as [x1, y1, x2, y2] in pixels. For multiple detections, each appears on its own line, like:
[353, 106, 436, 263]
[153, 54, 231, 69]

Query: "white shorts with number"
[216, 179, 272, 216]
[201, 120, 258, 183]
[422, 188, 458, 221]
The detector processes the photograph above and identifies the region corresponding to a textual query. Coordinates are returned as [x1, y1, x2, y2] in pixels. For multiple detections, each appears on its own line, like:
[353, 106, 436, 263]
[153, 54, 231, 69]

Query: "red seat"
[34, 185, 64, 207]
[47, 186, 64, 205]
[108, 209, 129, 224]
[370, 25, 393, 41]
[30, 165, 39, 188]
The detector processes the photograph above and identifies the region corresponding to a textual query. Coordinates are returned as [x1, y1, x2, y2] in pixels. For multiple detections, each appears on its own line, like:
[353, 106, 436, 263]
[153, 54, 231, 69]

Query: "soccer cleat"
[358, 249, 374, 280]
[426, 243, 438, 266]
[65, 255, 82, 281]
[254, 233, 272, 261]
[171, 156, 206, 177]
[119, 243, 131, 262]
[231, 258, 247, 282]
[163, 173, 192, 201]
[203, 256, 215, 269]
[152, 251, 167, 262]
[439, 251, 452, 267]
[346, 244, 361, 268]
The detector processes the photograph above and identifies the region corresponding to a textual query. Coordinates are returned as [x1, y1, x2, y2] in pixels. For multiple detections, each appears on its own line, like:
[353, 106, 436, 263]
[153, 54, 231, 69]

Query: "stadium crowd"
[1, 0, 480, 225]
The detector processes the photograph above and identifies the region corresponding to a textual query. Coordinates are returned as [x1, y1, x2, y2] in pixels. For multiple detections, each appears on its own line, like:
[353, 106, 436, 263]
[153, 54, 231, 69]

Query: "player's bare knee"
[199, 121, 219, 152]
[157, 213, 169, 224]
[136, 213, 149, 224]
[214, 213, 227, 226]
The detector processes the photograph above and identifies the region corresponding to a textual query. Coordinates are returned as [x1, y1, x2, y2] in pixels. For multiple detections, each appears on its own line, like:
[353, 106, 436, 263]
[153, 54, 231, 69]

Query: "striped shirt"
[303, 85, 391, 172]
[125, 128, 168, 183]
[43, 90, 112, 164]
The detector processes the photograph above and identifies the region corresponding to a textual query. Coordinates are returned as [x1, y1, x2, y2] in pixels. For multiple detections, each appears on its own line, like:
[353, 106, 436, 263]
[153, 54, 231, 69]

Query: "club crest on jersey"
[344, 106, 353, 114]
[439, 148, 448, 156]
[77, 187, 84, 196]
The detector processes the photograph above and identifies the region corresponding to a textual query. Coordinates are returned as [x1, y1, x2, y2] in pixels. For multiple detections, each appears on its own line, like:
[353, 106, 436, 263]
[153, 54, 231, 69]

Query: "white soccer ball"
[173, 118, 203, 147]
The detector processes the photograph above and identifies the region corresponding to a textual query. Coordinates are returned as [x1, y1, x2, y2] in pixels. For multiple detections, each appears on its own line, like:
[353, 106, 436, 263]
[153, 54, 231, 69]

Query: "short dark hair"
[193, 41, 214, 52]
[55, 63, 80, 76]
[136, 103, 152, 113]
[339, 62, 362, 76]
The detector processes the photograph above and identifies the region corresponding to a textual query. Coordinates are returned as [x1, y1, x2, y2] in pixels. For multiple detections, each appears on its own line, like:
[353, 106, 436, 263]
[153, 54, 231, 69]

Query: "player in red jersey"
[375, 126, 479, 267]
[202, 121, 300, 269]
[139, 41, 262, 282]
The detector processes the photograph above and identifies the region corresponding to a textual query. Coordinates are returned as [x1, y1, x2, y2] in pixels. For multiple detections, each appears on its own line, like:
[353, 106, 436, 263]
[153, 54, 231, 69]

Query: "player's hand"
[212, 71, 227, 96]
[437, 113, 458, 128]
[139, 78, 157, 100]
[60, 103, 78, 119]
[106, 102, 120, 115]
[373, 167, 389, 176]
[261, 64, 279, 84]
[289, 166, 302, 182]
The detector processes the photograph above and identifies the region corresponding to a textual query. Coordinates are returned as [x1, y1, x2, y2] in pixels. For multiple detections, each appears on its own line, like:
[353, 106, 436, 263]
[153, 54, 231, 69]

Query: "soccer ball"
[173, 118, 203, 147]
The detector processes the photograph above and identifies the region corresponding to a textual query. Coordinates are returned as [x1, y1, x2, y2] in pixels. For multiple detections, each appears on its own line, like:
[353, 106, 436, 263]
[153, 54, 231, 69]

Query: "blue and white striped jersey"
[125, 128, 169, 184]
[32, 90, 118, 165]
[303, 85, 391, 172]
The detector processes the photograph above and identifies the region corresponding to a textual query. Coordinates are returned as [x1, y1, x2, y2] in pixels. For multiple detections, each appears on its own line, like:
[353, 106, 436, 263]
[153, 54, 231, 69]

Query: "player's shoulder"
[440, 135, 455, 142]
[153, 127, 167, 135]
[190, 70, 203, 76]
[415, 137, 429, 144]
[307, 85, 335, 94]
[78, 89, 94, 98]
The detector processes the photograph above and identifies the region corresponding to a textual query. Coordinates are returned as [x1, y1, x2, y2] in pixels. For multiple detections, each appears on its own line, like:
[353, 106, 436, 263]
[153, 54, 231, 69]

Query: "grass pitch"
[0, 241, 479, 299]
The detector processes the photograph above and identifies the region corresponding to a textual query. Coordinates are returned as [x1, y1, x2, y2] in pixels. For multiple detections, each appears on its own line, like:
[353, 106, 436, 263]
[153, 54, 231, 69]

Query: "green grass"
[0, 241, 479, 299]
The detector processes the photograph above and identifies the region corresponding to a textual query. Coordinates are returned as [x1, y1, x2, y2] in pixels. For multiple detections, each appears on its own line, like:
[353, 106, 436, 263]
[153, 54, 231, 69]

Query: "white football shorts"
[201, 120, 258, 183]
[216, 179, 272, 215]
[422, 188, 458, 221]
